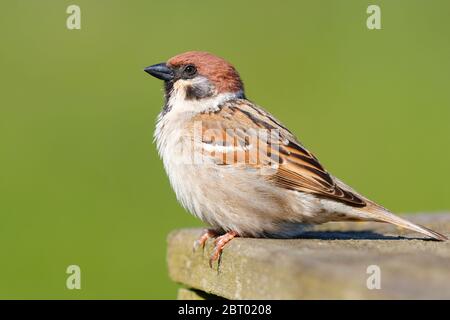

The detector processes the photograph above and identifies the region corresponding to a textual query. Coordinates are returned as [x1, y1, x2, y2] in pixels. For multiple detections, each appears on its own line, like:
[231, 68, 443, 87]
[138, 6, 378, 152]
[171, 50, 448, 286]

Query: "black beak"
[144, 63, 174, 81]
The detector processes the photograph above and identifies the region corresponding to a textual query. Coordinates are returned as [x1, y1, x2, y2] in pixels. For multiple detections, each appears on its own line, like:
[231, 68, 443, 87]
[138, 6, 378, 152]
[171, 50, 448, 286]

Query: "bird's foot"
[209, 231, 238, 268]
[193, 229, 217, 252]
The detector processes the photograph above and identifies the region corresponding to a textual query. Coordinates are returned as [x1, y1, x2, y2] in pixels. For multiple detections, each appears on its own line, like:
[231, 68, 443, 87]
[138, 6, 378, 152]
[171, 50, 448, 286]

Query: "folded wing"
[190, 99, 367, 207]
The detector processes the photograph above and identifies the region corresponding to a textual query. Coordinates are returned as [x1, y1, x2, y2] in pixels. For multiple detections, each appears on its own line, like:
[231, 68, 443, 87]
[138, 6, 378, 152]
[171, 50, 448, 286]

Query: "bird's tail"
[363, 204, 447, 241]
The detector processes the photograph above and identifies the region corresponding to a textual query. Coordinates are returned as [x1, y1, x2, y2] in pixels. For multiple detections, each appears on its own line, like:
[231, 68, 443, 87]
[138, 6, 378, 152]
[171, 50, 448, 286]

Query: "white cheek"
[172, 79, 190, 96]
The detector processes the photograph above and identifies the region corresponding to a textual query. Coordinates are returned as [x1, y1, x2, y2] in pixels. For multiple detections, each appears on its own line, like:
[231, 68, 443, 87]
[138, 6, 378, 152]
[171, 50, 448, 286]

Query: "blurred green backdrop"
[0, 0, 449, 299]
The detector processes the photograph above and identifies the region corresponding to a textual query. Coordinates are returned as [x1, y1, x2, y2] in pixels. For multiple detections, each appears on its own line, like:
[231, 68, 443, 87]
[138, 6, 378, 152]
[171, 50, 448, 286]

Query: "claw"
[193, 229, 217, 252]
[208, 231, 238, 268]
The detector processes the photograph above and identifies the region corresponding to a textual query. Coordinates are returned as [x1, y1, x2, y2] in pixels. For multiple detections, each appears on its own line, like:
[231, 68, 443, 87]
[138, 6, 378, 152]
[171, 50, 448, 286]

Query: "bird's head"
[144, 51, 244, 109]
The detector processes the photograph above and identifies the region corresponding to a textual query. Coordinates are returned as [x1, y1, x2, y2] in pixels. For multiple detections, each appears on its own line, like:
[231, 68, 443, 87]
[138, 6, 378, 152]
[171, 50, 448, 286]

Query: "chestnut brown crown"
[167, 51, 244, 94]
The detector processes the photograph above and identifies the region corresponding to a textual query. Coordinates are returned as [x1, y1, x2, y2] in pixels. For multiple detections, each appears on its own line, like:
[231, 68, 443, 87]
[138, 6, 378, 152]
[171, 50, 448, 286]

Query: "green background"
[0, 0, 449, 299]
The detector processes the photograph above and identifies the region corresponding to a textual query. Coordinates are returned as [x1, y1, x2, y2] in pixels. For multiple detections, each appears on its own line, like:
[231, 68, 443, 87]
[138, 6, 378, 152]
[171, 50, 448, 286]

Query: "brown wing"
[273, 140, 366, 207]
[190, 100, 367, 207]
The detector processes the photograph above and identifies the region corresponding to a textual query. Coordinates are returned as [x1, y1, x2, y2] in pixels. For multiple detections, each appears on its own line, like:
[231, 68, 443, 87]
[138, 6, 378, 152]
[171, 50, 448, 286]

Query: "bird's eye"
[183, 65, 197, 77]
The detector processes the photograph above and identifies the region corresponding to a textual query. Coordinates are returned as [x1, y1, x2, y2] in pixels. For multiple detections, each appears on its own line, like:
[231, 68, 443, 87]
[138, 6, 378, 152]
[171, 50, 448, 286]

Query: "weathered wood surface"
[167, 213, 450, 299]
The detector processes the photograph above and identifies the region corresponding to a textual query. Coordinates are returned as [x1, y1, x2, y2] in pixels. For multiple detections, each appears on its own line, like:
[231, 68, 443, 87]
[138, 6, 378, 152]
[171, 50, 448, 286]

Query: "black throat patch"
[161, 81, 174, 115]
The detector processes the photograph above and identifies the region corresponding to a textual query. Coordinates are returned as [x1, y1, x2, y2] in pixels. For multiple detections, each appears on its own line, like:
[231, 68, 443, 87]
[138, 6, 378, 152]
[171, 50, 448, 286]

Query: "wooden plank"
[167, 213, 450, 299]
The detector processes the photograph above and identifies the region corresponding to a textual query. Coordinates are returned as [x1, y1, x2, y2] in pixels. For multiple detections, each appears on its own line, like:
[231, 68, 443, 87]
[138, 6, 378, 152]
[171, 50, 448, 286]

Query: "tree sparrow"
[144, 51, 447, 265]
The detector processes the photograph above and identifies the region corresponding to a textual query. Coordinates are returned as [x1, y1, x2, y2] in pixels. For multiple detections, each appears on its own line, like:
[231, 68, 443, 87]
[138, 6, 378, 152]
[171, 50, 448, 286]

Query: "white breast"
[154, 90, 243, 223]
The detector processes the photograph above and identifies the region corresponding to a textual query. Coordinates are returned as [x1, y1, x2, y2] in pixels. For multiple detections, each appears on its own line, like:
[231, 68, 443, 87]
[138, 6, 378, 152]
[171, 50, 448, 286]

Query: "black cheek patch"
[185, 84, 213, 100]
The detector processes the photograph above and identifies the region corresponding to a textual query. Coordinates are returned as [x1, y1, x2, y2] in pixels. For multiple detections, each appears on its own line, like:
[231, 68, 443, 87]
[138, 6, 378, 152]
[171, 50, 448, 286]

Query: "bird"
[144, 51, 447, 265]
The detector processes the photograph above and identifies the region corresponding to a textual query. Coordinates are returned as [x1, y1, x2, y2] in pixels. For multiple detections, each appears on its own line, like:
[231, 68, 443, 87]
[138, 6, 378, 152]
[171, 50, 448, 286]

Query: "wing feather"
[190, 100, 367, 207]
